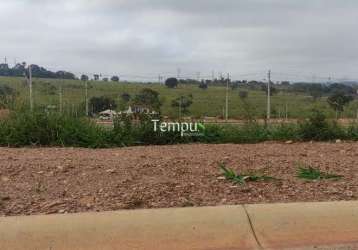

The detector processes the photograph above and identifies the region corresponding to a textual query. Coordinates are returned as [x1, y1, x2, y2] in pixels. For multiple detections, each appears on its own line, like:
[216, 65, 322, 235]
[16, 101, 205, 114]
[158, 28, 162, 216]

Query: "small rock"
[1, 176, 9, 182]
[1, 196, 10, 201]
[37, 171, 45, 175]
[217, 177, 226, 180]
[285, 140, 293, 144]
[58, 209, 66, 214]
[345, 191, 354, 197]
[336, 139, 342, 143]
[106, 169, 116, 174]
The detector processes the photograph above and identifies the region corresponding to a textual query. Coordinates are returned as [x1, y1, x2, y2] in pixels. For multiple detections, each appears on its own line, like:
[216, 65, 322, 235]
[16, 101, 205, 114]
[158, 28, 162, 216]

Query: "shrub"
[111, 114, 190, 146]
[298, 110, 345, 141]
[165, 78, 178, 88]
[133, 88, 162, 111]
[200, 123, 269, 144]
[269, 123, 299, 141]
[0, 112, 108, 148]
[171, 95, 193, 114]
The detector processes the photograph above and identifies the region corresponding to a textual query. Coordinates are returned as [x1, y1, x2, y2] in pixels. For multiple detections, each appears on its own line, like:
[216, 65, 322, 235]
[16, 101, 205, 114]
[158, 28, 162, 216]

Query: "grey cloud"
[0, 0, 357, 81]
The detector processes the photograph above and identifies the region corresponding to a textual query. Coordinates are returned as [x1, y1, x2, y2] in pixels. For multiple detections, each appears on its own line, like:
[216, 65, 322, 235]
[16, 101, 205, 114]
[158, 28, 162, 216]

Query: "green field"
[1, 76, 358, 119]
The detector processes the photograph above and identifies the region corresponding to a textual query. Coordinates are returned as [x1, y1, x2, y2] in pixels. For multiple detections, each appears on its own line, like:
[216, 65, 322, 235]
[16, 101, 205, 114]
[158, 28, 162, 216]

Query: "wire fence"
[2, 67, 358, 121]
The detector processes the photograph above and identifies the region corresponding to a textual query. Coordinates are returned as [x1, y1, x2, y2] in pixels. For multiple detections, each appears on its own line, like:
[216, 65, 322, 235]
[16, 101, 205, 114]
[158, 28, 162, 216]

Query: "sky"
[1, 0, 358, 82]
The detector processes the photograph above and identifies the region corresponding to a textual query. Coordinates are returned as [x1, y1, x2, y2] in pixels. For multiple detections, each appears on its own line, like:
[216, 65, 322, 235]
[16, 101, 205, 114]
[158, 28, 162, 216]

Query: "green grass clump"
[0, 111, 109, 148]
[219, 163, 276, 185]
[296, 164, 343, 180]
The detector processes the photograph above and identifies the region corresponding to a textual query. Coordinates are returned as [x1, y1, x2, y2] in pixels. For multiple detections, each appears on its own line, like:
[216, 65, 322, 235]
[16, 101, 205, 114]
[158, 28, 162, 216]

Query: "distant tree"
[327, 91, 354, 118]
[0, 62, 75, 79]
[0, 64, 10, 76]
[309, 85, 325, 101]
[165, 77, 178, 88]
[93, 74, 100, 81]
[81, 74, 89, 81]
[328, 83, 355, 95]
[262, 85, 277, 96]
[111, 76, 120, 82]
[120, 93, 131, 103]
[133, 88, 162, 111]
[103, 78, 109, 82]
[281, 81, 290, 86]
[199, 81, 208, 90]
[238, 91, 255, 122]
[171, 95, 193, 114]
[55, 71, 76, 80]
[89, 96, 117, 114]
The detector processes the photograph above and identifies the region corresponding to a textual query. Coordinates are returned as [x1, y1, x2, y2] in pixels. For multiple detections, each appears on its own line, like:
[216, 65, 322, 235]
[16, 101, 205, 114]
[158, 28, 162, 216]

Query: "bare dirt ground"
[1, 142, 358, 216]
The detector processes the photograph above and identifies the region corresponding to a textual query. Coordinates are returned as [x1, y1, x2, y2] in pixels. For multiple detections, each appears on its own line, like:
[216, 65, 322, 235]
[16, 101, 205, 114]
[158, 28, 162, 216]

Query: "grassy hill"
[1, 76, 358, 119]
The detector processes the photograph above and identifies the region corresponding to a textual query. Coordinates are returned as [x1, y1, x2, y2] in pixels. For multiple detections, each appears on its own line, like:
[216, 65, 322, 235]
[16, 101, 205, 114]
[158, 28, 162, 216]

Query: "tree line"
[0, 63, 76, 79]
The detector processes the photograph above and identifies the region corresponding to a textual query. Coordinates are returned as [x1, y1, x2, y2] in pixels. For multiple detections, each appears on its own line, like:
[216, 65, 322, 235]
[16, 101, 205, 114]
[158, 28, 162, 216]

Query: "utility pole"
[158, 75, 163, 84]
[225, 73, 230, 121]
[196, 72, 201, 82]
[267, 70, 271, 122]
[59, 80, 63, 114]
[28, 65, 33, 112]
[177, 68, 181, 80]
[85, 80, 89, 116]
[179, 96, 182, 120]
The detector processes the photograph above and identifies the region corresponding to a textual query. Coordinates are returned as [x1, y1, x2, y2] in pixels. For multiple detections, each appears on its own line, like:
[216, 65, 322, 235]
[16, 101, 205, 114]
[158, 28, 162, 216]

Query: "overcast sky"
[1, 0, 357, 81]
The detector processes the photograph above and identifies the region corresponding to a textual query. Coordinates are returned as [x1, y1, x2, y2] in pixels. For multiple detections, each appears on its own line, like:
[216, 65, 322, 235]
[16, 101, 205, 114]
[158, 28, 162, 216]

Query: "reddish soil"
[1, 142, 358, 216]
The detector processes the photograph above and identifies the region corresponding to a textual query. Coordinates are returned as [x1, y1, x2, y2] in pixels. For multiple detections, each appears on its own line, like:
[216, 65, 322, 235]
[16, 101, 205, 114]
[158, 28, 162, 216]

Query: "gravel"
[1, 142, 358, 216]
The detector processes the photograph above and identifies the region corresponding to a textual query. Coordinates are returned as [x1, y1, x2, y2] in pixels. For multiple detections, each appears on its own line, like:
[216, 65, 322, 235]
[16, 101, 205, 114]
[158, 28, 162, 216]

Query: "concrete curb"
[1, 201, 358, 250]
[0, 206, 259, 250]
[246, 201, 358, 249]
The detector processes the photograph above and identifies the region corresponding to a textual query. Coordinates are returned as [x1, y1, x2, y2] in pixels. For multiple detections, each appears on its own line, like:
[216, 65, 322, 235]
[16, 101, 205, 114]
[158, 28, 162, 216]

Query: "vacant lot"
[1, 142, 357, 216]
[3, 76, 358, 119]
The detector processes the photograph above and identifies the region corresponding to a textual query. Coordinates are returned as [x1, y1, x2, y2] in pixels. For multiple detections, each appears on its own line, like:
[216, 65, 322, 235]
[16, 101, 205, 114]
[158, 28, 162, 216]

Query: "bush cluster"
[0, 110, 357, 148]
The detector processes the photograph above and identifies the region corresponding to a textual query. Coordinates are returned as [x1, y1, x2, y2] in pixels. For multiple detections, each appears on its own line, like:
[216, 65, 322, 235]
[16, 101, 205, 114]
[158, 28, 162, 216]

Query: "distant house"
[122, 106, 158, 115]
[99, 109, 118, 120]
